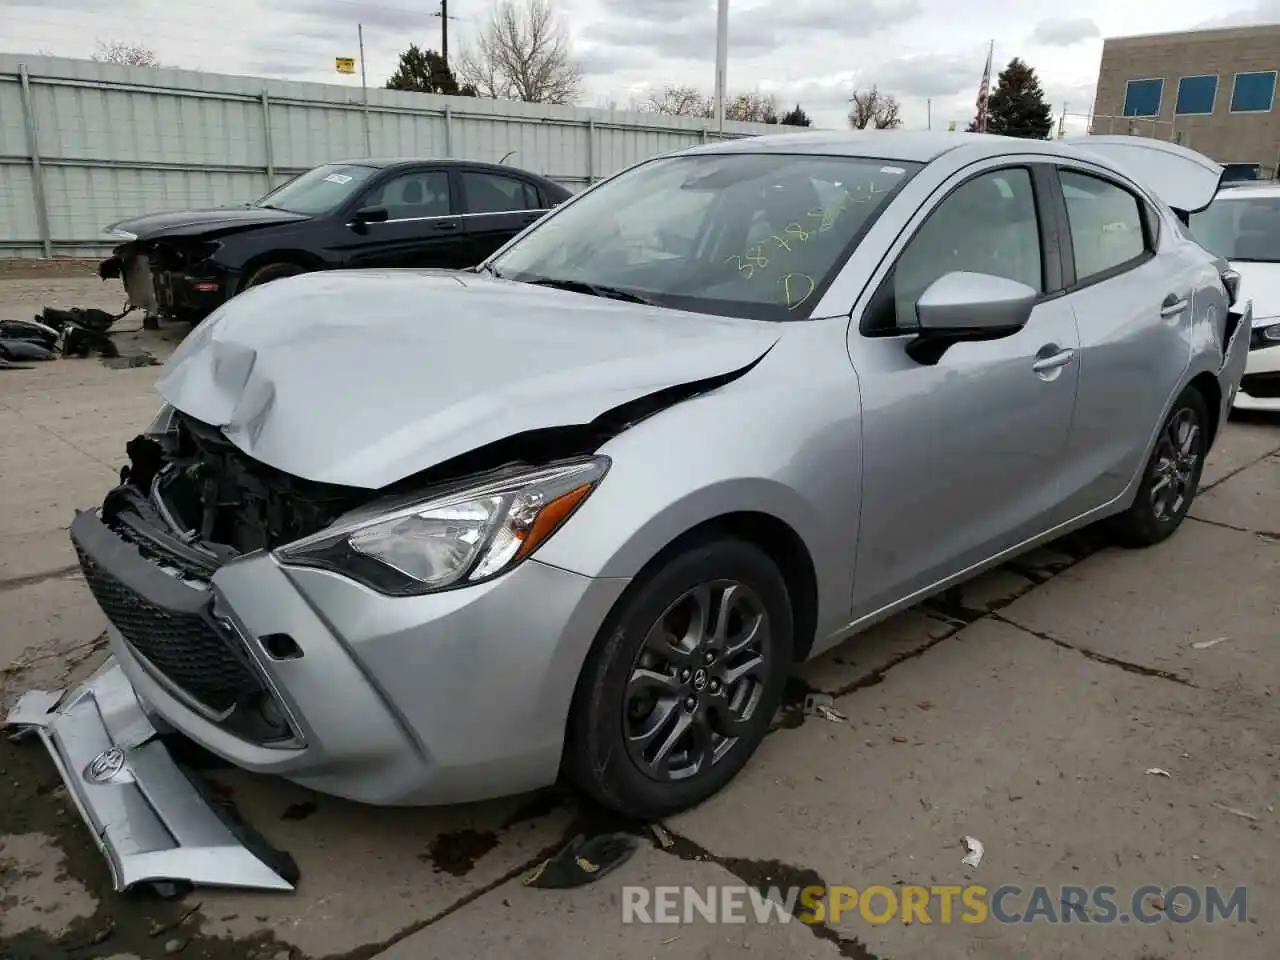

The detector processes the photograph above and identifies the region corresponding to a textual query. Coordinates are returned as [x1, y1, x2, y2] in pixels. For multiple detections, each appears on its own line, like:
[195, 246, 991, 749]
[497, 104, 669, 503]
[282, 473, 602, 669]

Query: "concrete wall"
[0, 54, 799, 259]
[1093, 24, 1280, 174]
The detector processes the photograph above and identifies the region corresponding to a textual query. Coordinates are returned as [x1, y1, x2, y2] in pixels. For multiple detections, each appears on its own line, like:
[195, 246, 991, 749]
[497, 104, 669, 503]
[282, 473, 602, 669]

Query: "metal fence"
[0, 54, 796, 259]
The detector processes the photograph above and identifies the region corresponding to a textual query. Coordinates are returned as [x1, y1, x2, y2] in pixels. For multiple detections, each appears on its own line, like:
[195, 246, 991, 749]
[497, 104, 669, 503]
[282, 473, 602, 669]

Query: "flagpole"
[976, 39, 994, 133]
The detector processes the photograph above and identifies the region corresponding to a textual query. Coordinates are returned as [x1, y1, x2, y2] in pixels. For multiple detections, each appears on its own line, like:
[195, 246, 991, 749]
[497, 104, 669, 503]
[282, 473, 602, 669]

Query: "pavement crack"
[1200, 445, 1280, 493]
[651, 827, 884, 960]
[1188, 514, 1280, 541]
[322, 839, 565, 960]
[1, 631, 107, 680]
[990, 612, 1195, 687]
[0, 562, 81, 592]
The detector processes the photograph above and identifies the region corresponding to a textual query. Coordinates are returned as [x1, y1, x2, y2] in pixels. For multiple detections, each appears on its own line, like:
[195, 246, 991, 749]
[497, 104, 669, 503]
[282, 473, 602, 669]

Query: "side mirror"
[915, 271, 1038, 336]
[352, 206, 389, 226]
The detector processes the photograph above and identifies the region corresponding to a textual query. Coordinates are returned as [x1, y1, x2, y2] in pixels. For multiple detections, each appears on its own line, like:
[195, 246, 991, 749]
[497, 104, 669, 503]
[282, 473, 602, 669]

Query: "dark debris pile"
[0, 306, 159, 370]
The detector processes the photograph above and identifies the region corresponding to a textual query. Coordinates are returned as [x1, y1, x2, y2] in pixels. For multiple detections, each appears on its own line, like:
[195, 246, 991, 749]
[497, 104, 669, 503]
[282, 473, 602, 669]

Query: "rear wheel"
[243, 261, 308, 289]
[565, 538, 793, 819]
[1109, 385, 1209, 547]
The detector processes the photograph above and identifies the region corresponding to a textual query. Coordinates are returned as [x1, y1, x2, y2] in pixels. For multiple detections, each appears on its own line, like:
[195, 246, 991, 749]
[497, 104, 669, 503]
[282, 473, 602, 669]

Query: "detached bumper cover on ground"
[3, 660, 298, 893]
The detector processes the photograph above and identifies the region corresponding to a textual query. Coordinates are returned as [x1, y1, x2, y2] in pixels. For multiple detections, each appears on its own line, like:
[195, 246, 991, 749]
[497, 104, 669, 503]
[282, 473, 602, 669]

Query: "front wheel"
[1108, 386, 1209, 548]
[564, 538, 793, 819]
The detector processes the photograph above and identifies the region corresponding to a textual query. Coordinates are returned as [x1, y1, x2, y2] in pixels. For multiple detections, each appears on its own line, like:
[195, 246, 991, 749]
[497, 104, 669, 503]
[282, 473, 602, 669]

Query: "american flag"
[974, 41, 994, 133]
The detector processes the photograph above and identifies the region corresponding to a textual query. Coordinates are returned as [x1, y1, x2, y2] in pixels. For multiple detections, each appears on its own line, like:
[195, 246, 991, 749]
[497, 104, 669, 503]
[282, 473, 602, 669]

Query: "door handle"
[433, 221, 461, 232]
[1031, 347, 1075, 374]
[1160, 293, 1189, 318]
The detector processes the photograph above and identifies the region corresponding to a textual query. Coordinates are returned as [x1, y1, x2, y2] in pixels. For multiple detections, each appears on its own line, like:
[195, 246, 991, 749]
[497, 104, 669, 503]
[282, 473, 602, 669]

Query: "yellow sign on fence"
[335, 57, 356, 75]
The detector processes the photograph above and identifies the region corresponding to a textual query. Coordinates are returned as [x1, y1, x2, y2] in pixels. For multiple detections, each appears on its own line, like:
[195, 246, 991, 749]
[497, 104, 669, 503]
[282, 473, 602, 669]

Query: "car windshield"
[253, 163, 378, 216]
[1188, 194, 1280, 262]
[487, 153, 921, 321]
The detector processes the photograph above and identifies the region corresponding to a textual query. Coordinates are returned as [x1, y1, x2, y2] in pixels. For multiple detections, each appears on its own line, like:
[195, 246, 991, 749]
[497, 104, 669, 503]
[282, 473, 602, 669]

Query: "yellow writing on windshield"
[721, 181, 885, 308]
[782, 273, 816, 310]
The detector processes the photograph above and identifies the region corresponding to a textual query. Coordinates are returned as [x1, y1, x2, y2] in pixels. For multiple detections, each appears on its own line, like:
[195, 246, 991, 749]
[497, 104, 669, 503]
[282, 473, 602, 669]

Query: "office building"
[1093, 23, 1280, 180]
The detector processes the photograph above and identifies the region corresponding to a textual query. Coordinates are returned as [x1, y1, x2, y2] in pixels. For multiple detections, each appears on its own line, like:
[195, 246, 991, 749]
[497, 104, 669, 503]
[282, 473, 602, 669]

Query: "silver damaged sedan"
[7, 131, 1253, 892]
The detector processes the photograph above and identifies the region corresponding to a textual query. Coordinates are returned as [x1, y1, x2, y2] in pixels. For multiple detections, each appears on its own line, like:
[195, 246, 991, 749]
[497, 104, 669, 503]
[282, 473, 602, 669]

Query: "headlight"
[145, 403, 178, 435]
[274, 457, 609, 596]
[1260, 321, 1280, 343]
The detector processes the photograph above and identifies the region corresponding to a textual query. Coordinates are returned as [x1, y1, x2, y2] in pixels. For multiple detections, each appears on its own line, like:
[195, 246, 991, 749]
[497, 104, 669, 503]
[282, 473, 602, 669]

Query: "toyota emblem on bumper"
[84, 747, 126, 785]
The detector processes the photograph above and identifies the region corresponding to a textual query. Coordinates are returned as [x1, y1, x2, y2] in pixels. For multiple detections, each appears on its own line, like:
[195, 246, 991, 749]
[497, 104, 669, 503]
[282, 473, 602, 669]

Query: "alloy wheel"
[623, 580, 771, 783]
[1149, 406, 1202, 522]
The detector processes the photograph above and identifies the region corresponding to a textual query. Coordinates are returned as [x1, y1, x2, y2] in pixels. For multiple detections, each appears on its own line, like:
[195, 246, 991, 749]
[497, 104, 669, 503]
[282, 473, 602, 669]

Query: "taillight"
[1221, 267, 1241, 307]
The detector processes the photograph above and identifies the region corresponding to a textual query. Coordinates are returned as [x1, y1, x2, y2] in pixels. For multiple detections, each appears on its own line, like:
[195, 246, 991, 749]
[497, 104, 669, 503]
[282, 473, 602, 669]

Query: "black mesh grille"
[1241, 372, 1280, 399]
[74, 542, 265, 714]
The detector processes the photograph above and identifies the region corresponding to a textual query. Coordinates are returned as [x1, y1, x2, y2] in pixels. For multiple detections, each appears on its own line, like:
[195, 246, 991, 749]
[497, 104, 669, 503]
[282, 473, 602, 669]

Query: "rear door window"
[461, 172, 542, 214]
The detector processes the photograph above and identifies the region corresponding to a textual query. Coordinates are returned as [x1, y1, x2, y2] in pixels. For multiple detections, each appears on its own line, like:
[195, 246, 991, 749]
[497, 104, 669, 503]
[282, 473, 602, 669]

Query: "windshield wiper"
[519, 277, 656, 305]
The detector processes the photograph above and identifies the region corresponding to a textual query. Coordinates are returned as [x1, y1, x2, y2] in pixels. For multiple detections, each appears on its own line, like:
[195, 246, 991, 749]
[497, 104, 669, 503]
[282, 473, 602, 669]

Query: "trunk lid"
[1063, 135, 1224, 215]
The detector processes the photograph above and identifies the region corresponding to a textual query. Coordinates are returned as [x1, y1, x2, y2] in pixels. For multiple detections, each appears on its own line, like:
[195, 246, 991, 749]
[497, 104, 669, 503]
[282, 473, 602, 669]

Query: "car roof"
[326, 157, 551, 178]
[677, 130, 1196, 172]
[677, 130, 1106, 163]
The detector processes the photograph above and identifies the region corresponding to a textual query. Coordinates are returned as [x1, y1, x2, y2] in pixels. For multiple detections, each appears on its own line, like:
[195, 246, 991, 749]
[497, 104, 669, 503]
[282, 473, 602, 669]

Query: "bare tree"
[92, 40, 161, 68]
[847, 86, 902, 129]
[725, 92, 779, 124]
[456, 0, 582, 104]
[638, 83, 712, 117]
[636, 85, 780, 123]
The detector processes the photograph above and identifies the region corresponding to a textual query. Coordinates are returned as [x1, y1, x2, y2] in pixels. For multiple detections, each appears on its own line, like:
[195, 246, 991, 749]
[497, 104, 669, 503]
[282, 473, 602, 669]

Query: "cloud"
[871, 53, 984, 98]
[1030, 17, 1101, 46]
[1197, 0, 1280, 27]
[583, 0, 923, 61]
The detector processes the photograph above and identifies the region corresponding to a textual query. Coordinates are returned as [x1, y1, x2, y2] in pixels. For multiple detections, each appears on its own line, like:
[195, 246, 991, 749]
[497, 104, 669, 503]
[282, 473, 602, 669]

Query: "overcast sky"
[3, 0, 1280, 133]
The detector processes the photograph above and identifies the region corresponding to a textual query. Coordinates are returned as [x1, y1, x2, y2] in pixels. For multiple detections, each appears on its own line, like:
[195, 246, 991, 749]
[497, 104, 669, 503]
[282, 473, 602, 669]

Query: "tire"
[1108, 385, 1210, 548]
[564, 537, 794, 819]
[243, 261, 308, 289]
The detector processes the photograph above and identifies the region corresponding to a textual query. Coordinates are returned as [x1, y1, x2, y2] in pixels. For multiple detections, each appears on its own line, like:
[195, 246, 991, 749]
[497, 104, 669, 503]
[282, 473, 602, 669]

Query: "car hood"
[155, 270, 781, 488]
[1227, 261, 1280, 322]
[104, 206, 310, 242]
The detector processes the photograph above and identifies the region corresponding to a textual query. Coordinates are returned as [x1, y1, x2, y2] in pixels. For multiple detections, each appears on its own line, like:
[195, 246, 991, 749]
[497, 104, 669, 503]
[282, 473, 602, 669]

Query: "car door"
[848, 163, 1082, 616]
[458, 169, 549, 264]
[1050, 164, 1194, 518]
[338, 167, 468, 269]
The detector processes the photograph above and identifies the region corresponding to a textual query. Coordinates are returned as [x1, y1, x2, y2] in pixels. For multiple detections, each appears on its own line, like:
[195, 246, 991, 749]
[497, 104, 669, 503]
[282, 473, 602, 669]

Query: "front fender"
[534, 320, 863, 643]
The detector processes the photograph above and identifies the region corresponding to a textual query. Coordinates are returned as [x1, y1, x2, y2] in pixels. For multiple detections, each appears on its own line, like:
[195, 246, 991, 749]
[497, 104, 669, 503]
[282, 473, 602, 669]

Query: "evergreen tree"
[780, 103, 812, 127]
[386, 44, 477, 96]
[972, 58, 1053, 139]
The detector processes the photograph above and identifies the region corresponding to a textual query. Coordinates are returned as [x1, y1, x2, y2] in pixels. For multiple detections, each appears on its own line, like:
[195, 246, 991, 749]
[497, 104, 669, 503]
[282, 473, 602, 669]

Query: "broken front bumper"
[3, 659, 298, 893]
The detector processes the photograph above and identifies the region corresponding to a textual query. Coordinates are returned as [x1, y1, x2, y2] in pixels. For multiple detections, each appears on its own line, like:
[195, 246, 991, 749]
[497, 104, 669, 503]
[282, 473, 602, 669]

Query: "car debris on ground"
[802, 692, 847, 723]
[961, 836, 985, 869]
[0, 305, 157, 369]
[521, 833, 639, 889]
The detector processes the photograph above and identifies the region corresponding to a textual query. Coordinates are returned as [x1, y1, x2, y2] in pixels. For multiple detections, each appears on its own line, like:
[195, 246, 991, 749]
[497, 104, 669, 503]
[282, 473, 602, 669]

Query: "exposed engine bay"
[105, 358, 764, 573]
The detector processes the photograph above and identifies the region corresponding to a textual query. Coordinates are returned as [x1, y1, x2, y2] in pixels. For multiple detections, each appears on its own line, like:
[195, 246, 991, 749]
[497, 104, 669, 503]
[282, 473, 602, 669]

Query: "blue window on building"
[1231, 71, 1277, 112]
[1123, 78, 1164, 117]
[1175, 75, 1218, 114]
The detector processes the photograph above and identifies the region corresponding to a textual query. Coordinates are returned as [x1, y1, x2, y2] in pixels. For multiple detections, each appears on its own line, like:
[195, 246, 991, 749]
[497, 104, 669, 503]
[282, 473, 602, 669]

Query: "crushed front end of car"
[4, 404, 630, 891]
[99, 234, 228, 325]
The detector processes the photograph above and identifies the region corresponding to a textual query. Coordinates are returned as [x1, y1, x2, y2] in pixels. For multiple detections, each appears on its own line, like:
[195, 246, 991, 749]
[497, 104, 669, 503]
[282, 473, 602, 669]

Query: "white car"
[1189, 182, 1280, 412]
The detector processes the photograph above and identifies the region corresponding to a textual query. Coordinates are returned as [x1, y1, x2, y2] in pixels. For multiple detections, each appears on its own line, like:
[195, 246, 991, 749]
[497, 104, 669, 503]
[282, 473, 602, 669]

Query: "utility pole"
[358, 23, 371, 156]
[713, 0, 728, 133]
[434, 0, 461, 68]
[927, 98, 932, 130]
